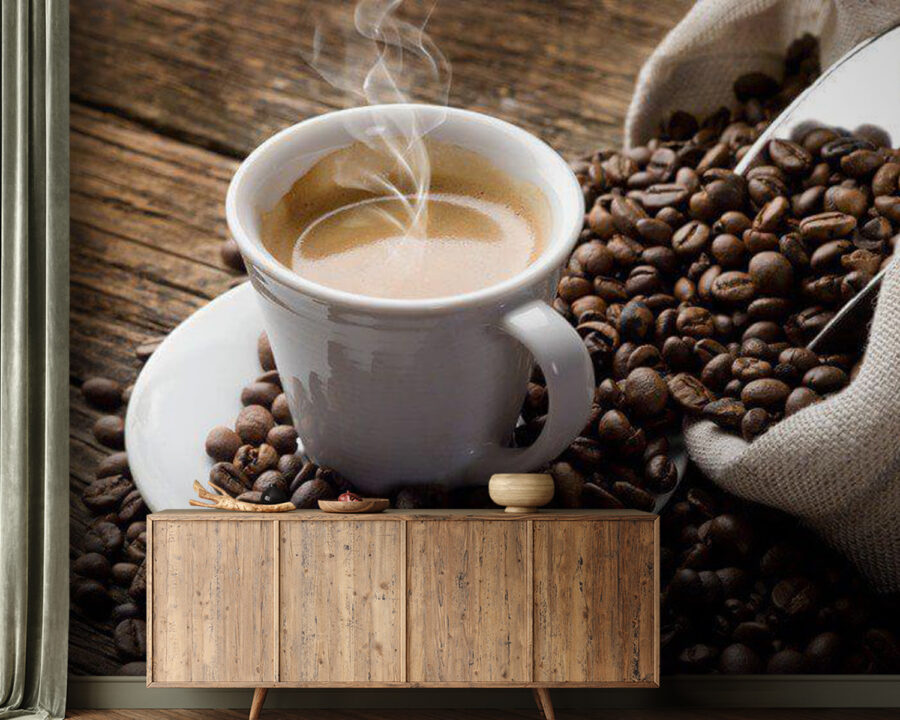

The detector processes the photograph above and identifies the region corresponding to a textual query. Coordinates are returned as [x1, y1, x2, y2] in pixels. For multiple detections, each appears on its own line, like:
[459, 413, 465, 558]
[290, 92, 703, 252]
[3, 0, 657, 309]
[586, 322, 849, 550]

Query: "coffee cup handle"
[476, 300, 594, 479]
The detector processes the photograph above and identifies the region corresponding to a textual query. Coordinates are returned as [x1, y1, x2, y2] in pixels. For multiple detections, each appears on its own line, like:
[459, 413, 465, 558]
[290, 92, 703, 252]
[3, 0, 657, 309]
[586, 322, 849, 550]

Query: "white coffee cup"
[226, 104, 593, 494]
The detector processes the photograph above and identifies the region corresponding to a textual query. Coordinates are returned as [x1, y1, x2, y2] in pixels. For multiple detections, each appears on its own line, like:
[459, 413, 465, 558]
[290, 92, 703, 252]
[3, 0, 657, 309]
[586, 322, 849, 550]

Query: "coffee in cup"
[259, 139, 550, 299]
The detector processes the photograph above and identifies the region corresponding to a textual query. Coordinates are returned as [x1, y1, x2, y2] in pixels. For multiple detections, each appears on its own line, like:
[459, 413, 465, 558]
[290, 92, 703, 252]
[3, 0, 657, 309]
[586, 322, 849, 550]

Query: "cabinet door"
[533, 519, 658, 685]
[149, 519, 277, 685]
[280, 520, 403, 682]
[407, 520, 530, 683]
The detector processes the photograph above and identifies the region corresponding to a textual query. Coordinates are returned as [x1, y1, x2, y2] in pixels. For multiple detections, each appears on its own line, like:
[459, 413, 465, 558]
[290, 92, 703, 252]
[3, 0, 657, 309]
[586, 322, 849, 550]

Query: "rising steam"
[302, 0, 451, 239]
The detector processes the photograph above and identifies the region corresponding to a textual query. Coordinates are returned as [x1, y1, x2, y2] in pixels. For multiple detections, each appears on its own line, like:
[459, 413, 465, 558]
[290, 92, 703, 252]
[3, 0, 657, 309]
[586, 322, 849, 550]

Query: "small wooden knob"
[489, 473, 555, 513]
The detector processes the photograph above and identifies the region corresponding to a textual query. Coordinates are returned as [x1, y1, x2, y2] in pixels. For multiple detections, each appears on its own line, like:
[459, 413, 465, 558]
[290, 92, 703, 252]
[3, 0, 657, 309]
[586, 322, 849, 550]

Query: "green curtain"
[1, 0, 69, 718]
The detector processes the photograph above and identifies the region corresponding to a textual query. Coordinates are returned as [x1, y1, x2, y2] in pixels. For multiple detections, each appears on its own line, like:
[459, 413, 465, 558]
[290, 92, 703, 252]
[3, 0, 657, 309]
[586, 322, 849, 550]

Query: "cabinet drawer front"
[149, 520, 276, 684]
[533, 519, 658, 684]
[280, 520, 403, 682]
[407, 520, 530, 683]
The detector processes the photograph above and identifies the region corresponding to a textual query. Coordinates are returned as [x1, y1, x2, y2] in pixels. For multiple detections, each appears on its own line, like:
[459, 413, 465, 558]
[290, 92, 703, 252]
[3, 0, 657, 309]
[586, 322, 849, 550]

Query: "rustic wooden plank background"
[68, 0, 691, 674]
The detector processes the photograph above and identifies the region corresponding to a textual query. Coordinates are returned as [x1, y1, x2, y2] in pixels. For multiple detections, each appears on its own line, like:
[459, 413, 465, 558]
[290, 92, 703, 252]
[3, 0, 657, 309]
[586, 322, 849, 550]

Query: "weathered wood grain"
[279, 520, 404, 682]
[70, 0, 691, 160]
[406, 520, 530, 683]
[68, 0, 690, 674]
[148, 518, 277, 684]
[532, 518, 658, 685]
[147, 510, 658, 688]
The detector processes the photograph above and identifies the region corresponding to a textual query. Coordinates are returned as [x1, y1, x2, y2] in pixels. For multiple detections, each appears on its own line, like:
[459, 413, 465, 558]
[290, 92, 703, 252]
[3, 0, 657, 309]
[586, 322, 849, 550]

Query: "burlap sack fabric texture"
[624, 0, 900, 592]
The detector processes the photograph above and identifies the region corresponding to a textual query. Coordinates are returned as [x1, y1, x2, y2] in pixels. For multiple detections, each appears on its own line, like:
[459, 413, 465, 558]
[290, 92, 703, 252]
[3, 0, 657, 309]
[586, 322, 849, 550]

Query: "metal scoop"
[734, 23, 900, 353]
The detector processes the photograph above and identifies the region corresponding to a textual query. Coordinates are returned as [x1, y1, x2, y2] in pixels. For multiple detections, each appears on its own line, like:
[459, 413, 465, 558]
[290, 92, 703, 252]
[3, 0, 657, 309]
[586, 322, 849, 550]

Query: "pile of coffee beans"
[660, 467, 900, 674]
[74, 368, 149, 676]
[535, 32, 897, 513]
[202, 331, 349, 508]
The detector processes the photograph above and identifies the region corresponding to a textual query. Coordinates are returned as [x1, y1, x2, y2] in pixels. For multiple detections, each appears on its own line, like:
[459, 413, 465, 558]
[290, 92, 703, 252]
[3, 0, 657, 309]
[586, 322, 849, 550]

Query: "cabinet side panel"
[149, 519, 276, 683]
[533, 519, 656, 683]
[280, 520, 403, 682]
[406, 520, 530, 683]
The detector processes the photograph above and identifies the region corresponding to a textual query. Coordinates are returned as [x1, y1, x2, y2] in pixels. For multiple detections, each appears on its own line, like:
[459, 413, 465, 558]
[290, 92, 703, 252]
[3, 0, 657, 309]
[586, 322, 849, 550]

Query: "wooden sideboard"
[146, 508, 659, 718]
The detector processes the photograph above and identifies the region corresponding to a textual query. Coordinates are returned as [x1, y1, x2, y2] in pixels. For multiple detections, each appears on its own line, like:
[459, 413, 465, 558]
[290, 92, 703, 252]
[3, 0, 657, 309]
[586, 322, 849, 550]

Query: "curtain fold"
[1, 1, 70, 718]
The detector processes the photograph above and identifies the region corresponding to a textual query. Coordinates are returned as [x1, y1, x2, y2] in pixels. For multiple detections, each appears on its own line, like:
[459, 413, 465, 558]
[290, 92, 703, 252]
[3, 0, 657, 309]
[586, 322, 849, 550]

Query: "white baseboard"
[67, 676, 900, 709]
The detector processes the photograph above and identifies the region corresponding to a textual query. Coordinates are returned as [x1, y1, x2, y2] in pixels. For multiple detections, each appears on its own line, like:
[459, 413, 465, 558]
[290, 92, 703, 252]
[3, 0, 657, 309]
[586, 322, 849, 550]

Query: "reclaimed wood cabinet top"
[149, 508, 656, 522]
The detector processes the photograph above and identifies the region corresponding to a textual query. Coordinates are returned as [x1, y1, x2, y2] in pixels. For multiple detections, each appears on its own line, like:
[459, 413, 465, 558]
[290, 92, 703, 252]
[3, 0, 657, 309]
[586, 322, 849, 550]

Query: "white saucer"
[126, 281, 687, 512]
[125, 282, 267, 511]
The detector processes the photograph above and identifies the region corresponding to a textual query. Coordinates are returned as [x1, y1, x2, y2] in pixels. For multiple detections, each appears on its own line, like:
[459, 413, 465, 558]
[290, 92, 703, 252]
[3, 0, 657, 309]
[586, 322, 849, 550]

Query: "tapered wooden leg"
[532, 687, 555, 720]
[249, 687, 268, 720]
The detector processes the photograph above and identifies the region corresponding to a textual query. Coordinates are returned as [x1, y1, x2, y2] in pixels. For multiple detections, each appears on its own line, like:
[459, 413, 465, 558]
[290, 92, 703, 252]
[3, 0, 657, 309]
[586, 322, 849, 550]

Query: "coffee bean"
[557, 275, 592, 303]
[583, 482, 625, 509]
[220, 237, 245, 273]
[731, 357, 772, 382]
[624, 367, 668, 418]
[271, 393, 293, 425]
[572, 241, 614, 276]
[702, 398, 746, 430]
[236, 490, 263, 503]
[767, 649, 807, 674]
[235, 405, 275, 445]
[126, 520, 146, 542]
[261, 485, 289, 505]
[719, 643, 763, 674]
[672, 220, 711, 257]
[698, 353, 730, 392]
[772, 576, 819, 617]
[277, 454, 304, 481]
[618, 301, 654, 342]
[677, 306, 715, 338]
[111, 563, 140, 587]
[97, 451, 130, 479]
[124, 530, 147, 563]
[769, 139, 812, 174]
[93, 415, 125, 449]
[252, 470, 287, 495]
[209, 462, 250, 497]
[741, 407, 771, 441]
[741, 378, 791, 409]
[712, 271, 756, 304]
[115, 619, 147, 660]
[240, 381, 281, 409]
[233, 443, 278, 478]
[205, 425, 242, 463]
[82, 475, 133, 513]
[668, 373, 714, 413]
[111, 601, 143, 623]
[258, 332, 276, 371]
[290, 478, 335, 508]
[803, 365, 848, 393]
[129, 562, 146, 600]
[785, 386, 821, 416]
[118, 489, 147, 525]
[610, 195, 647, 236]
[872, 161, 900, 195]
[645, 455, 678, 493]
[74, 553, 111, 581]
[874, 195, 900, 223]
[82, 377, 124, 411]
[821, 136, 875, 162]
[799, 211, 856, 243]
[266, 425, 298, 456]
[841, 149, 883, 178]
[612, 481, 654, 511]
[748, 251, 794, 297]
[83, 522, 124, 556]
[135, 339, 162, 363]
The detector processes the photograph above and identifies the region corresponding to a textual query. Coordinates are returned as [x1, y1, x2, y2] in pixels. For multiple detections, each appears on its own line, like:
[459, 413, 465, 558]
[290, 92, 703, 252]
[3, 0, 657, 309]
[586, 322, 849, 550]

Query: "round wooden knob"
[488, 473, 555, 513]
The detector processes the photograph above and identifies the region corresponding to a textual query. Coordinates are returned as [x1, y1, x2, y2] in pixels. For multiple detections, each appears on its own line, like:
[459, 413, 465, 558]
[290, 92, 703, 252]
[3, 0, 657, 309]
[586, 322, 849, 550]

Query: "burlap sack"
[624, 0, 899, 149]
[624, 0, 900, 592]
